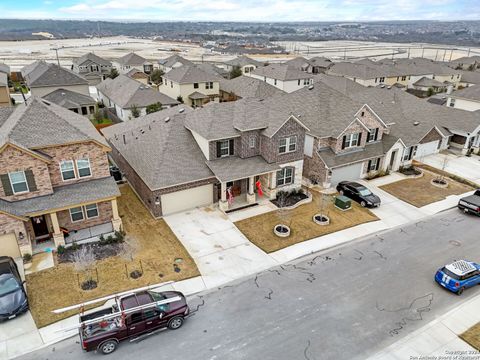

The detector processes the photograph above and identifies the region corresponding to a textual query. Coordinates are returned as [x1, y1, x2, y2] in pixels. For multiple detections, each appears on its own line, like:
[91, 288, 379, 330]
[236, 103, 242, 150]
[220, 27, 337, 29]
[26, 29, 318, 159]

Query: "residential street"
[18, 209, 480, 360]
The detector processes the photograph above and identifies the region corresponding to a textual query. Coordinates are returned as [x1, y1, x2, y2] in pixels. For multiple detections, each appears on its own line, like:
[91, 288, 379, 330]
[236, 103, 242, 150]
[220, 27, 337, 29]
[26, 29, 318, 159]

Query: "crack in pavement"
[354, 249, 364, 261]
[376, 293, 434, 337]
[189, 296, 205, 315]
[304, 340, 313, 360]
[400, 228, 409, 235]
[373, 250, 387, 260]
[264, 288, 273, 300]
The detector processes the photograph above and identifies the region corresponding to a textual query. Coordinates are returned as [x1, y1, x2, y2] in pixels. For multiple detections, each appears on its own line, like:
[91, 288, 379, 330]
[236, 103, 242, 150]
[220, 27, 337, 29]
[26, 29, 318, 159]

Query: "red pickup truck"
[79, 290, 189, 355]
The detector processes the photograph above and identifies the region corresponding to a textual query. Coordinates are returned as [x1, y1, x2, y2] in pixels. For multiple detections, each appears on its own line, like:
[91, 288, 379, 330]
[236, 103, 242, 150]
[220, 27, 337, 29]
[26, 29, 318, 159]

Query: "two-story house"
[22, 60, 90, 98]
[113, 52, 153, 75]
[158, 54, 193, 73]
[0, 97, 122, 259]
[246, 64, 314, 93]
[221, 55, 263, 75]
[103, 99, 308, 217]
[71, 52, 112, 85]
[159, 65, 222, 107]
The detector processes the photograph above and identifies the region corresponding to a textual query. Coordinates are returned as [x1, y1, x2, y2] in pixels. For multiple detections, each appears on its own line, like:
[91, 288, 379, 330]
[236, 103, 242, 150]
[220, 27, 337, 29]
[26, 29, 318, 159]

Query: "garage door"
[330, 163, 364, 186]
[161, 184, 213, 216]
[415, 141, 439, 159]
[0, 233, 21, 258]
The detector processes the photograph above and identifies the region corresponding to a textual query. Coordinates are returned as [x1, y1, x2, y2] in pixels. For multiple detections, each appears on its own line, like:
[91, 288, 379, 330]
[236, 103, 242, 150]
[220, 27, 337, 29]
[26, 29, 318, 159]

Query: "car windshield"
[0, 275, 20, 296]
[442, 267, 460, 280]
[358, 188, 372, 196]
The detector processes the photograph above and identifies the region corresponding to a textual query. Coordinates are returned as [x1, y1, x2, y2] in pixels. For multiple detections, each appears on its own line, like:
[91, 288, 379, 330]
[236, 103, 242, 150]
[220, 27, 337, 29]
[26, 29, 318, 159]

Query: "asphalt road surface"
[19, 209, 480, 360]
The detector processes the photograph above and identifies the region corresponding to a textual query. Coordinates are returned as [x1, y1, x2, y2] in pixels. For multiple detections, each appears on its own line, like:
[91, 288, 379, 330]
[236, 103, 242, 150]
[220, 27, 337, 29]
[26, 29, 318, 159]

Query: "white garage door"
[0, 233, 21, 258]
[415, 141, 439, 159]
[161, 184, 213, 216]
[330, 163, 364, 186]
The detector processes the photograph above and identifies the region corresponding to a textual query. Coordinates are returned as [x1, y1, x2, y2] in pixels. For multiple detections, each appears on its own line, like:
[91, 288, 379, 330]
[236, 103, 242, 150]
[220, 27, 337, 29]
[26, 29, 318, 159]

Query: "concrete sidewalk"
[369, 294, 480, 359]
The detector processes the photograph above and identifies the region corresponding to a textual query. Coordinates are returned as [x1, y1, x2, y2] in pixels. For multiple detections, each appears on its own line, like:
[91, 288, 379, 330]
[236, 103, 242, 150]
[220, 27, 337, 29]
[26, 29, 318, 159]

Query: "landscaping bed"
[460, 322, 480, 351]
[235, 190, 378, 253]
[271, 189, 308, 207]
[26, 185, 200, 328]
[380, 170, 473, 208]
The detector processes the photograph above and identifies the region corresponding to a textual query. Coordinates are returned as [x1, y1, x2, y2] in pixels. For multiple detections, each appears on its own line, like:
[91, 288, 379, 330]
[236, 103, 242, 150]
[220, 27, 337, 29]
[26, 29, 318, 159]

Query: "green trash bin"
[334, 195, 352, 211]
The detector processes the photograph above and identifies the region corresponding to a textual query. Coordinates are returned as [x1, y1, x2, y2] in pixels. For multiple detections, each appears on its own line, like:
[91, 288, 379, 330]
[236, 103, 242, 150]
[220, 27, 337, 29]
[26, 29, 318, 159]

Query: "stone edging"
[279, 191, 313, 210]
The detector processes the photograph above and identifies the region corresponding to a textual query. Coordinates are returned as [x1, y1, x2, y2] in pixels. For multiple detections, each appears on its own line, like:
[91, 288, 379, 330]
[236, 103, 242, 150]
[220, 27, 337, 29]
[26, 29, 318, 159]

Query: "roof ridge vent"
[413, 121, 420, 126]
[164, 116, 170, 123]
[178, 108, 185, 113]
[308, 84, 314, 90]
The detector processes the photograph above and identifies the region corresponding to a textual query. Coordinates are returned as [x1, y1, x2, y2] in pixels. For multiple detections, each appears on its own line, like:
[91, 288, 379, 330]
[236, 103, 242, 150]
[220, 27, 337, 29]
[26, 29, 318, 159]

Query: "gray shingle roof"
[309, 57, 333, 69]
[22, 61, 88, 88]
[0, 97, 109, 149]
[206, 156, 280, 182]
[42, 88, 96, 109]
[0, 63, 10, 75]
[450, 85, 480, 101]
[0, 73, 7, 87]
[158, 54, 193, 67]
[103, 108, 214, 190]
[126, 68, 149, 78]
[195, 63, 229, 78]
[251, 64, 312, 81]
[164, 65, 222, 84]
[224, 56, 262, 68]
[460, 71, 480, 85]
[413, 77, 448, 87]
[116, 52, 147, 66]
[96, 75, 178, 108]
[285, 57, 311, 71]
[219, 75, 284, 99]
[189, 91, 209, 100]
[73, 52, 111, 67]
[0, 177, 119, 217]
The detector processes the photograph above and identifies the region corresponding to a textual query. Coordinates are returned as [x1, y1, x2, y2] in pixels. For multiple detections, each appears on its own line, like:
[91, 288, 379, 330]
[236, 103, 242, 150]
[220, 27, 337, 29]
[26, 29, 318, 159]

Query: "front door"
[31, 215, 49, 240]
[389, 150, 397, 170]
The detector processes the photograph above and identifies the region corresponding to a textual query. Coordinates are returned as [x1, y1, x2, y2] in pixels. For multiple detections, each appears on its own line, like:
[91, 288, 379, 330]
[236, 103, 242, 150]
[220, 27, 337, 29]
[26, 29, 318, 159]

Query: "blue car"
[435, 260, 480, 295]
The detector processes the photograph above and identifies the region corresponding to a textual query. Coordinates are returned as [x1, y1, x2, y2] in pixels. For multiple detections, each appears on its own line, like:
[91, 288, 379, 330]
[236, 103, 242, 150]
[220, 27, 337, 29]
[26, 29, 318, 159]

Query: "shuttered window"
[9, 171, 29, 194]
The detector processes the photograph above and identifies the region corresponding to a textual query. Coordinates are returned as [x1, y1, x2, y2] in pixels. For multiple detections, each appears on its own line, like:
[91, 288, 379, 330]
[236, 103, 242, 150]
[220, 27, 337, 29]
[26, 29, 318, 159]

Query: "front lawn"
[380, 170, 473, 208]
[234, 190, 378, 253]
[461, 322, 480, 351]
[26, 185, 200, 328]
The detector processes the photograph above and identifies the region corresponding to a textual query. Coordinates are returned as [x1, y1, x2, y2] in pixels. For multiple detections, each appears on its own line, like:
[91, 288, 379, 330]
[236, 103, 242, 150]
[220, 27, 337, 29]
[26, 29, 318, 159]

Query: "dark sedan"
[0, 256, 28, 321]
[336, 181, 381, 208]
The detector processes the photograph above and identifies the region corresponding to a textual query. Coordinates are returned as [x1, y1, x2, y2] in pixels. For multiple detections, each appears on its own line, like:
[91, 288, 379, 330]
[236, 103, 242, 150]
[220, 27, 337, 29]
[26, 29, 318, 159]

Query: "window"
[401, 76, 407, 81]
[303, 79, 309, 85]
[85, 203, 99, 218]
[249, 135, 256, 148]
[368, 158, 380, 172]
[81, 107, 88, 115]
[274, 79, 277, 86]
[277, 167, 293, 187]
[69, 207, 84, 222]
[379, 77, 385, 83]
[367, 128, 379, 142]
[297, 79, 301, 86]
[144, 308, 161, 319]
[89, 106, 95, 113]
[170, 81, 173, 88]
[216, 139, 234, 158]
[403, 146, 417, 161]
[128, 312, 144, 325]
[8, 171, 28, 194]
[76, 159, 91, 178]
[205, 82, 213, 89]
[193, 83, 199, 89]
[342, 133, 361, 149]
[278, 136, 297, 154]
[60, 160, 76, 181]
[449, 98, 455, 107]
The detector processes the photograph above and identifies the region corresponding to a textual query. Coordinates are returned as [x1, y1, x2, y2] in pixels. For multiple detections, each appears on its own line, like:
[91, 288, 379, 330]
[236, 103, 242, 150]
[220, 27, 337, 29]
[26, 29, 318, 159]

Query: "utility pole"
[407, 47, 410, 59]
[434, 49, 439, 61]
[344, 48, 346, 60]
[421, 47, 425, 58]
[449, 49, 453, 62]
[468, 48, 471, 57]
[442, 49, 446, 62]
[54, 48, 60, 66]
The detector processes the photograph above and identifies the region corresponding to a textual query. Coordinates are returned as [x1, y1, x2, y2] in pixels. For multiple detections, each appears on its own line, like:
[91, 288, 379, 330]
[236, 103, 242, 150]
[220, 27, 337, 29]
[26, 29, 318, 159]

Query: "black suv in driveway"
[0, 256, 28, 321]
[336, 181, 381, 208]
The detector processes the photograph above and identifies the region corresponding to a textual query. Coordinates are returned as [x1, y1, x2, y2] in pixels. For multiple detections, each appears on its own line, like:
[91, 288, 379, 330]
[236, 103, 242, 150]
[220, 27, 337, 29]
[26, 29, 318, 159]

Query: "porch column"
[462, 135, 472, 155]
[50, 212, 65, 247]
[269, 171, 277, 200]
[111, 199, 123, 232]
[219, 182, 228, 211]
[247, 176, 256, 204]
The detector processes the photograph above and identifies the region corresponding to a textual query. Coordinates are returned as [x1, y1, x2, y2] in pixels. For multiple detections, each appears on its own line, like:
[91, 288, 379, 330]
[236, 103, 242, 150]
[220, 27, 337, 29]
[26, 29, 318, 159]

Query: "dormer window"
[194, 83, 199, 89]
[205, 82, 213, 89]
[9, 171, 28, 194]
[279, 136, 297, 154]
[341, 133, 362, 150]
[367, 128, 379, 143]
[216, 139, 234, 158]
[76, 159, 92, 178]
[60, 160, 76, 181]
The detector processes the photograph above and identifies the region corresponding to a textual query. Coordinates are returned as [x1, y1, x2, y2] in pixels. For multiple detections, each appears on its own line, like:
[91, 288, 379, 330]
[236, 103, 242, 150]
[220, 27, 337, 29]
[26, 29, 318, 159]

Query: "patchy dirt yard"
[380, 170, 473, 208]
[26, 185, 199, 328]
[461, 322, 480, 351]
[235, 190, 378, 253]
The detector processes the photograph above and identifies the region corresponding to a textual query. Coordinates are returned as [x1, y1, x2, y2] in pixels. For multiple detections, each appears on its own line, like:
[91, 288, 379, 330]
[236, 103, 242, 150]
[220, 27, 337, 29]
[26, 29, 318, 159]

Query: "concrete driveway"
[164, 206, 278, 289]
[0, 312, 43, 360]
[423, 153, 480, 185]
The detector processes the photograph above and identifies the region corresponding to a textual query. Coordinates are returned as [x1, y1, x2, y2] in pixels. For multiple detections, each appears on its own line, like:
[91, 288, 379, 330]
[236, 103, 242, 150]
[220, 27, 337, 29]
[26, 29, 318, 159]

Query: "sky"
[0, 0, 478, 22]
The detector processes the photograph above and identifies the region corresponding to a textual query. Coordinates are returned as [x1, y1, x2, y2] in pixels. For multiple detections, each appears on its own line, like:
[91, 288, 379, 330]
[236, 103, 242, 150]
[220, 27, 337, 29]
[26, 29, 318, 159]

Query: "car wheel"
[168, 316, 184, 330]
[360, 201, 366, 207]
[99, 340, 118, 355]
[457, 287, 465, 296]
[339, 190, 344, 195]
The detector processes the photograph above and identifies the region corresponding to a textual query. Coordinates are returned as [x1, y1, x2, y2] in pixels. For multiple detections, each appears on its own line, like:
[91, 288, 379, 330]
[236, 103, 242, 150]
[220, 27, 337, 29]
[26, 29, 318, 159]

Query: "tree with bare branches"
[119, 236, 143, 278]
[72, 246, 97, 290]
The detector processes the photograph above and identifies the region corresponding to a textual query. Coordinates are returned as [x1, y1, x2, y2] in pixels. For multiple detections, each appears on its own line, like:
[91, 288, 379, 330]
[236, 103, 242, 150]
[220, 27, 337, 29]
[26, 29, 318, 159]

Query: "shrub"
[71, 242, 79, 251]
[23, 253, 32, 263]
[114, 230, 125, 243]
[366, 169, 390, 180]
[57, 245, 65, 254]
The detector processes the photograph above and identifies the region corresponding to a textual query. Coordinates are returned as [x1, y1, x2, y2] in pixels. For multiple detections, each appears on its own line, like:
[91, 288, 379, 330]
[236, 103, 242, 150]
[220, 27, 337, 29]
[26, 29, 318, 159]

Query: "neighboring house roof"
[0, 73, 7, 87]
[73, 52, 111, 67]
[309, 57, 333, 69]
[224, 55, 262, 68]
[158, 54, 193, 67]
[163, 65, 223, 84]
[219, 75, 284, 99]
[449, 85, 480, 102]
[460, 70, 480, 85]
[413, 77, 448, 88]
[378, 58, 458, 77]
[0, 96, 109, 150]
[189, 91, 209, 100]
[0, 63, 10, 75]
[0, 177, 119, 217]
[328, 61, 400, 80]
[42, 88, 96, 109]
[250, 64, 312, 81]
[126, 68, 149, 79]
[284, 57, 311, 70]
[195, 63, 229, 78]
[102, 107, 214, 190]
[116, 52, 147, 66]
[21, 60, 88, 88]
[449, 56, 480, 67]
[206, 156, 280, 182]
[96, 75, 178, 108]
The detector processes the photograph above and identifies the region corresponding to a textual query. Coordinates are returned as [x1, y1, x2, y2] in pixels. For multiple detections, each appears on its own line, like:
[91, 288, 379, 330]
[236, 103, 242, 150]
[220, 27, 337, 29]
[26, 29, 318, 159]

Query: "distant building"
[113, 52, 153, 75]
[71, 52, 112, 85]
[0, 73, 11, 107]
[42, 88, 97, 117]
[158, 54, 193, 73]
[447, 86, 480, 112]
[246, 64, 313, 93]
[219, 75, 284, 102]
[221, 55, 263, 75]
